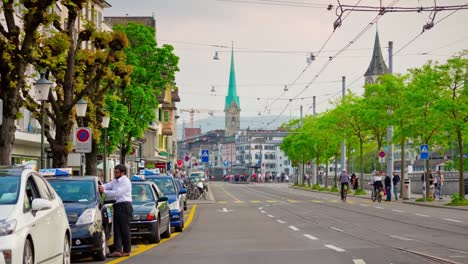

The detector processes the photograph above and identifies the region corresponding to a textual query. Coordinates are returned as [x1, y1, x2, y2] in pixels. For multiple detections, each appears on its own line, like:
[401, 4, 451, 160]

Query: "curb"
[290, 186, 468, 211]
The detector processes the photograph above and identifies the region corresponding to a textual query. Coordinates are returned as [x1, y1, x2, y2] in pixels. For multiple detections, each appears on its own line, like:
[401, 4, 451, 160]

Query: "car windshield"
[0, 176, 20, 205]
[188, 176, 201, 182]
[132, 184, 154, 204]
[49, 180, 96, 203]
[148, 178, 176, 195]
[190, 172, 205, 178]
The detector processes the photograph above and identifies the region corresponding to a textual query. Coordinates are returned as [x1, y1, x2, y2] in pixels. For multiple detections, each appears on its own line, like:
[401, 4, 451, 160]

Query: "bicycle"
[371, 186, 383, 203]
[341, 183, 348, 202]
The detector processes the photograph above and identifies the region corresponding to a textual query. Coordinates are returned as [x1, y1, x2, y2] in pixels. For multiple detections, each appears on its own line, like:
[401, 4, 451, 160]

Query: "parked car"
[0, 166, 71, 264]
[130, 176, 171, 243]
[146, 175, 187, 232]
[46, 174, 114, 261]
[189, 171, 209, 191]
[174, 179, 188, 210]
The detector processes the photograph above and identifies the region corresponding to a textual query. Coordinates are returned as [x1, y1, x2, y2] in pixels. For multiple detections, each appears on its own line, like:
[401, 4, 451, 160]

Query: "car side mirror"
[32, 198, 52, 211]
[158, 196, 168, 202]
[179, 188, 187, 194]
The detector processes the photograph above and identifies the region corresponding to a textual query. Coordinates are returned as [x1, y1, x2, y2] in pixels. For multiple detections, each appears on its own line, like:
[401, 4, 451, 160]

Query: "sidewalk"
[290, 184, 468, 211]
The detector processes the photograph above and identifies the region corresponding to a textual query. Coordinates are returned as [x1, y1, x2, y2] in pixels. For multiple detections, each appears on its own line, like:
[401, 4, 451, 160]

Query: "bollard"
[402, 178, 411, 200]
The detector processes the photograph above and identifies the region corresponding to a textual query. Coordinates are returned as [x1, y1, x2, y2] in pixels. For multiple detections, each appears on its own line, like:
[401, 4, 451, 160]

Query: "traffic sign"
[201, 149, 209, 163]
[75, 127, 92, 153]
[420, 144, 429, 160]
[379, 151, 385, 158]
[224, 160, 229, 167]
[185, 155, 190, 162]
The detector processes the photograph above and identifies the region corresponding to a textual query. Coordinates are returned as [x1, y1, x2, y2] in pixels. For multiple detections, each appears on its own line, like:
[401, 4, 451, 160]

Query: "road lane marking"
[267, 214, 274, 218]
[330, 227, 343, 232]
[415, 214, 430, 217]
[390, 235, 413, 241]
[266, 200, 278, 203]
[374, 206, 384, 209]
[353, 259, 366, 264]
[277, 220, 286, 224]
[392, 209, 404, 213]
[289, 225, 299, 231]
[330, 199, 339, 203]
[311, 200, 323, 203]
[218, 208, 232, 213]
[260, 210, 266, 213]
[443, 218, 462, 223]
[234, 200, 245, 204]
[288, 199, 301, 203]
[359, 204, 370, 207]
[251, 200, 262, 203]
[303, 234, 318, 240]
[325, 244, 346, 252]
[107, 205, 197, 264]
[218, 185, 241, 202]
[217, 201, 227, 204]
[258, 207, 263, 210]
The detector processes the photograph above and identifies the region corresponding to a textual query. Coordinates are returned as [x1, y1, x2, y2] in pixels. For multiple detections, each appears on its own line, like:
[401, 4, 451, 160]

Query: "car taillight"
[146, 214, 155, 220]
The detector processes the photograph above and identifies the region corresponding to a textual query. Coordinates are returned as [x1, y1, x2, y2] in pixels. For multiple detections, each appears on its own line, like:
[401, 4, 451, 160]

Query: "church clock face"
[231, 116, 236, 127]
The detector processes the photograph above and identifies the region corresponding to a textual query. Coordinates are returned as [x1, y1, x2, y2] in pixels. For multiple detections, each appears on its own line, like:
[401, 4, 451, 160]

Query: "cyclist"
[339, 169, 350, 201]
[372, 172, 384, 201]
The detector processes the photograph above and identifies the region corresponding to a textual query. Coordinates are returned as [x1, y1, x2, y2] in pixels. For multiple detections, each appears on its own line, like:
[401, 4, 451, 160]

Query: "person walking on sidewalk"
[99, 164, 133, 258]
[384, 173, 392, 201]
[339, 169, 350, 201]
[392, 172, 400, 201]
[435, 170, 444, 199]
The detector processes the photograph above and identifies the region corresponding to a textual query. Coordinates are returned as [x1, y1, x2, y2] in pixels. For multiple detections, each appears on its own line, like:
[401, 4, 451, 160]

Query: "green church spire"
[225, 45, 240, 111]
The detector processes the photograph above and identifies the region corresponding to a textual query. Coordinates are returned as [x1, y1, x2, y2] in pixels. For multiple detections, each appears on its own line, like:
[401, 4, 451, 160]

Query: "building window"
[163, 111, 169, 123]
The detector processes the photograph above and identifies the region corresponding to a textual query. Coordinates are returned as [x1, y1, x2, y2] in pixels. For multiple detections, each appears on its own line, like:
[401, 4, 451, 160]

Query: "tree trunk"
[334, 153, 338, 188]
[425, 159, 430, 200]
[315, 156, 319, 186]
[85, 138, 98, 176]
[325, 160, 329, 188]
[0, 117, 15, 165]
[49, 118, 73, 168]
[359, 139, 364, 179]
[120, 145, 128, 165]
[346, 141, 352, 172]
[456, 129, 464, 197]
[400, 136, 405, 198]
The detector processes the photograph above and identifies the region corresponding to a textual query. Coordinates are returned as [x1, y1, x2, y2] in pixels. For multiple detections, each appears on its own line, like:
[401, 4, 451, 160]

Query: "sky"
[105, 0, 468, 130]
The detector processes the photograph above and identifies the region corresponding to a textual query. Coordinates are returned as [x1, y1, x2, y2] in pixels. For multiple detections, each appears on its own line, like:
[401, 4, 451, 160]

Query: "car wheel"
[148, 220, 161, 243]
[175, 211, 184, 232]
[93, 230, 107, 261]
[161, 217, 171, 239]
[63, 234, 71, 264]
[23, 239, 34, 264]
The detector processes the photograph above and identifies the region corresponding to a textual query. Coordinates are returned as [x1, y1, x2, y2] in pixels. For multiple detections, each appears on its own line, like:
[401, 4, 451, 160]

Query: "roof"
[225, 47, 240, 111]
[146, 174, 172, 179]
[364, 31, 389, 77]
[47, 176, 97, 181]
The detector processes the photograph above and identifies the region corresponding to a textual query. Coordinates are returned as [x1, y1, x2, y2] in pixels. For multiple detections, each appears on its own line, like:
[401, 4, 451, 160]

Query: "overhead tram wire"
[216, 0, 330, 9]
[257, 0, 364, 124]
[260, 0, 400, 128]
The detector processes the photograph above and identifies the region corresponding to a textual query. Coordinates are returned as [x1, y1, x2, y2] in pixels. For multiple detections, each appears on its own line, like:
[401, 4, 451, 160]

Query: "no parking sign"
[75, 127, 92, 153]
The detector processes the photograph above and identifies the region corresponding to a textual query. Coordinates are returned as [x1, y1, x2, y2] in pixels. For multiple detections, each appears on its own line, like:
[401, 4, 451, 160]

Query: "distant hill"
[176, 115, 295, 140]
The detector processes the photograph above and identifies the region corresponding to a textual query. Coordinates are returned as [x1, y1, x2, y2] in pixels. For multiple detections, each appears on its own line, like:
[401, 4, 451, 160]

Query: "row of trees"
[280, 52, 468, 198]
[0, 1, 179, 175]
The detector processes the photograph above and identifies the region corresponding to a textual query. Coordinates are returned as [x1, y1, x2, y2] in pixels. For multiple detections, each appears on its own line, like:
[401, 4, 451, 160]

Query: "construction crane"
[179, 108, 222, 128]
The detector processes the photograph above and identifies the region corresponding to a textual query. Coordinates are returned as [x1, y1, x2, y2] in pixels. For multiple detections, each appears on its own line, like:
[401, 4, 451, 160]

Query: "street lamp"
[34, 72, 53, 170]
[75, 98, 88, 176]
[101, 114, 110, 182]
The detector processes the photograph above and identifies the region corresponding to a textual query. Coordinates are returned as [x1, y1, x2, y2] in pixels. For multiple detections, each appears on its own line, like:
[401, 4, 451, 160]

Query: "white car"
[0, 167, 71, 264]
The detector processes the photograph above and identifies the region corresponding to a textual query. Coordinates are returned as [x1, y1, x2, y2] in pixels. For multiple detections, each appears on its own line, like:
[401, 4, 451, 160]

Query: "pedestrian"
[350, 173, 357, 190]
[339, 169, 350, 201]
[285, 174, 289, 183]
[392, 172, 400, 201]
[384, 172, 392, 201]
[435, 170, 444, 199]
[98, 164, 133, 258]
[429, 173, 435, 199]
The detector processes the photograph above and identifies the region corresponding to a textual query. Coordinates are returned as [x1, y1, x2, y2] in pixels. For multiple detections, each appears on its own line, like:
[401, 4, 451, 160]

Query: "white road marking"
[390, 235, 413, 241]
[258, 207, 263, 210]
[260, 210, 266, 214]
[415, 214, 430, 217]
[353, 259, 367, 264]
[303, 234, 318, 240]
[330, 227, 343, 232]
[220, 208, 232, 213]
[374, 206, 384, 209]
[289, 225, 299, 231]
[325, 244, 346, 252]
[267, 214, 274, 218]
[443, 218, 462, 223]
[277, 220, 286, 224]
[392, 209, 404, 213]
[359, 204, 370, 207]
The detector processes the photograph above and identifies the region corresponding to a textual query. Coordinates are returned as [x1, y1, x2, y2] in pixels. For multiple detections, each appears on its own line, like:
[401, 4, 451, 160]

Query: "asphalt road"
[79, 182, 468, 264]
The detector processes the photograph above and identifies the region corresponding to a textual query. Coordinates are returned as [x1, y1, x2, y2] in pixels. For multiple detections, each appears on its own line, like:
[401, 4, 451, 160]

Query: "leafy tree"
[109, 23, 179, 164]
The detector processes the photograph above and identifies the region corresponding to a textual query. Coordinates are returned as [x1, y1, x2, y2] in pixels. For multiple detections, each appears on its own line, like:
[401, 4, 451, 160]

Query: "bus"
[228, 165, 249, 182]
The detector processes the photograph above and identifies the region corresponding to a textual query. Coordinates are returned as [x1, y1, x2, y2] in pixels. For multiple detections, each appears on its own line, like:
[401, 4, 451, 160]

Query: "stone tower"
[225, 46, 240, 137]
[364, 31, 389, 84]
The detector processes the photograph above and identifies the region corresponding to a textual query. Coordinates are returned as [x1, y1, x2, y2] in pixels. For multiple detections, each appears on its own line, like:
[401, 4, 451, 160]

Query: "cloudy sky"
[106, 0, 468, 129]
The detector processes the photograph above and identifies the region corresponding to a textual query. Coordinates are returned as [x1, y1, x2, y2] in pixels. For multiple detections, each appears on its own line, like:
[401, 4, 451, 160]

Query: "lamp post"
[75, 98, 88, 176]
[34, 73, 53, 169]
[101, 115, 110, 182]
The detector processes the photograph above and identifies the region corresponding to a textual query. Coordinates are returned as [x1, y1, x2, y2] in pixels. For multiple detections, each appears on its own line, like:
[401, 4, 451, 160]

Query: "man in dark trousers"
[384, 172, 392, 201]
[99, 164, 133, 257]
[392, 172, 401, 200]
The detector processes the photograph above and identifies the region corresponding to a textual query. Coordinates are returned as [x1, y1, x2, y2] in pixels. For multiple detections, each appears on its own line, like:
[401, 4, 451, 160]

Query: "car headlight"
[76, 208, 97, 225]
[169, 201, 180, 211]
[0, 220, 16, 236]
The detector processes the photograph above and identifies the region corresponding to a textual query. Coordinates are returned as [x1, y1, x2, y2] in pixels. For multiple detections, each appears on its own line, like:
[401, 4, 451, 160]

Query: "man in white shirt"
[98, 164, 132, 257]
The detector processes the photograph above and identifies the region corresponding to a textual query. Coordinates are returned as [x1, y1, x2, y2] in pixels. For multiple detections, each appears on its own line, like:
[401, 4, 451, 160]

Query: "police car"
[43, 168, 114, 261]
[130, 175, 171, 243]
[141, 170, 187, 233]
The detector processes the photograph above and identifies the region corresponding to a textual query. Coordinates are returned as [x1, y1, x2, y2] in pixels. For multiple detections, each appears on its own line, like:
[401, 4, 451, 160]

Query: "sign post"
[75, 127, 92, 153]
[201, 150, 209, 163]
[420, 144, 430, 201]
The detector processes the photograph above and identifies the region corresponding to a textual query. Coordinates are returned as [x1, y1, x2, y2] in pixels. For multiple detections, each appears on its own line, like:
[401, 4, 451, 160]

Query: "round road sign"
[184, 155, 190, 162]
[379, 151, 385, 158]
[76, 129, 90, 142]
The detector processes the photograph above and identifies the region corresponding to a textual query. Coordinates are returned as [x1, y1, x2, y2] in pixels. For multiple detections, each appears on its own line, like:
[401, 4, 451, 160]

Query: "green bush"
[354, 189, 367, 195]
[447, 193, 468, 206]
[330, 186, 339, 192]
[415, 196, 434, 202]
[312, 184, 321, 190]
